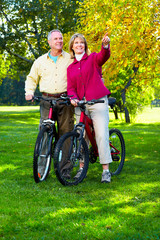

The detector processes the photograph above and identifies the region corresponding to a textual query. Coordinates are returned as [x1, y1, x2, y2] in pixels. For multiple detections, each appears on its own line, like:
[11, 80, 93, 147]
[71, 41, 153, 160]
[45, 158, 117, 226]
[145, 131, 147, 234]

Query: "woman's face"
[72, 37, 85, 55]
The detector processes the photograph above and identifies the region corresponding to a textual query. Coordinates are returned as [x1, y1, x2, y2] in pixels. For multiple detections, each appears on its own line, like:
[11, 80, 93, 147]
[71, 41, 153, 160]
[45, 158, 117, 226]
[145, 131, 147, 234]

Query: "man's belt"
[42, 92, 67, 98]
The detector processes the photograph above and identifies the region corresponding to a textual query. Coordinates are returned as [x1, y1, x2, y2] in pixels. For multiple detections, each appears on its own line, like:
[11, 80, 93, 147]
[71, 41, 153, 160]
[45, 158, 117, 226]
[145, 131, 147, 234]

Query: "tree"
[77, 0, 160, 122]
[0, 0, 82, 81]
[0, 54, 11, 85]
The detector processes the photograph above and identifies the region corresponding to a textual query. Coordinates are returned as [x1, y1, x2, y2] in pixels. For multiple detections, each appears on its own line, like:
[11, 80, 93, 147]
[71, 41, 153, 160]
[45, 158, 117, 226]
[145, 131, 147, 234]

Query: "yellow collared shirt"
[25, 50, 73, 95]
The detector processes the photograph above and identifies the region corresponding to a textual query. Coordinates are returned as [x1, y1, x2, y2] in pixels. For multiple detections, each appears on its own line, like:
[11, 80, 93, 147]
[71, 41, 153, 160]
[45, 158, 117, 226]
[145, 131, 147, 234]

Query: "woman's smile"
[72, 37, 85, 55]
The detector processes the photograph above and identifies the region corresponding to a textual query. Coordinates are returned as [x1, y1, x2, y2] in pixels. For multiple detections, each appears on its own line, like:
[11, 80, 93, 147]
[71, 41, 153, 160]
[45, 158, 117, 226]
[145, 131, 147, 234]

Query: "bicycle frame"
[79, 108, 120, 158]
[79, 110, 99, 156]
[41, 105, 56, 137]
[48, 99, 57, 120]
[48, 107, 54, 120]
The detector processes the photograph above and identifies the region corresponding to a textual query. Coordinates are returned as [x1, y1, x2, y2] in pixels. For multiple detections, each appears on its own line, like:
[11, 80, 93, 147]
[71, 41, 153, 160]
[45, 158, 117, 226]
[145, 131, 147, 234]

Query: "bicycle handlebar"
[32, 95, 71, 106]
[77, 97, 116, 109]
[77, 99, 104, 107]
[59, 100, 70, 105]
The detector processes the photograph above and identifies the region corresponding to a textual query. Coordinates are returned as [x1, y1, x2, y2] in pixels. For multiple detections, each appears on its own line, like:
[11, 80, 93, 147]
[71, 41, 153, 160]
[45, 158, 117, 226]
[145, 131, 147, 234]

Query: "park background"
[0, 0, 160, 239]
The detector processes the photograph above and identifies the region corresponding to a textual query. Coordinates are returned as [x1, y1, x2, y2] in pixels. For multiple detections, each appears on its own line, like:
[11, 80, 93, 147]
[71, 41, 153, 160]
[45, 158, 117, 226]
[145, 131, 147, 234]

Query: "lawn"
[0, 105, 160, 240]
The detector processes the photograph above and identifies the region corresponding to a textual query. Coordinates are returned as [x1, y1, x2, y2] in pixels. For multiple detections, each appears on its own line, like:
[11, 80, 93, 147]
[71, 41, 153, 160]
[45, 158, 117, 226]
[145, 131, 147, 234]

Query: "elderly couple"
[25, 29, 112, 183]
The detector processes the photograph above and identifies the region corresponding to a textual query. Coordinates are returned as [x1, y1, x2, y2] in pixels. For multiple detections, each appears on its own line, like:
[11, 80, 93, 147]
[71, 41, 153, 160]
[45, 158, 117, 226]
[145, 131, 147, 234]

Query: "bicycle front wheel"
[109, 128, 125, 175]
[33, 125, 54, 183]
[54, 131, 89, 186]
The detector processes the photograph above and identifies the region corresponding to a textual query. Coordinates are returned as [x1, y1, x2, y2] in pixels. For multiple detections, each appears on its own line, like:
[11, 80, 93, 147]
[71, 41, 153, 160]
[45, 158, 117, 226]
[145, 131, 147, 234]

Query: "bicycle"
[54, 97, 125, 186]
[32, 94, 71, 183]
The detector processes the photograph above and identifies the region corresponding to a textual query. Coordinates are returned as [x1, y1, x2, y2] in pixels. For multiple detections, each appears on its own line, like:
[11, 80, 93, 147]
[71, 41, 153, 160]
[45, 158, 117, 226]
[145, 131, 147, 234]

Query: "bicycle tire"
[54, 131, 89, 186]
[33, 125, 54, 183]
[89, 146, 97, 164]
[109, 128, 125, 175]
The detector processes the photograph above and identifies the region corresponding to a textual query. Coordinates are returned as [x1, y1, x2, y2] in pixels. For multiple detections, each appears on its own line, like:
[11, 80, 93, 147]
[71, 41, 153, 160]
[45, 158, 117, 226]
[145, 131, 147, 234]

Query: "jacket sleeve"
[67, 68, 79, 99]
[95, 44, 111, 67]
[25, 60, 39, 96]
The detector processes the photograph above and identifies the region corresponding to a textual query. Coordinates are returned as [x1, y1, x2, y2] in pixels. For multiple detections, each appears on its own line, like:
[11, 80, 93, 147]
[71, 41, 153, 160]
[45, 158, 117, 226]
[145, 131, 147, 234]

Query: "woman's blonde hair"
[69, 33, 89, 59]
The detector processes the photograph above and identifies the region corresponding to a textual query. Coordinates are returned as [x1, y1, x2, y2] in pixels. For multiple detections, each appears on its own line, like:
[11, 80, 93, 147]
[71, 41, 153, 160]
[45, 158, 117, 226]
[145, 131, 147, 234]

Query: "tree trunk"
[121, 79, 131, 123]
[124, 107, 130, 123]
[113, 106, 119, 120]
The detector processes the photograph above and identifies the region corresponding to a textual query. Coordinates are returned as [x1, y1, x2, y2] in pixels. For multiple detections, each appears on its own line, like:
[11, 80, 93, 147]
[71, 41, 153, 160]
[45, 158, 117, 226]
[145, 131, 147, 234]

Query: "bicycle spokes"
[33, 126, 52, 183]
[54, 131, 89, 185]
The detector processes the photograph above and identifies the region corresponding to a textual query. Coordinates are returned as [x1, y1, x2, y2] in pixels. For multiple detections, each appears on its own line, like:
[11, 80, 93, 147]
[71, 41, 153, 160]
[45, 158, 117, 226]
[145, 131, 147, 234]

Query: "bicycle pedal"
[112, 155, 120, 161]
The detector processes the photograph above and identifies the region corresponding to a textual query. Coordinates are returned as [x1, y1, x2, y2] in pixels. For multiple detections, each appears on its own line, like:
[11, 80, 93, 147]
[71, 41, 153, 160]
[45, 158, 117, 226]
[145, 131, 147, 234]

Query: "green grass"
[0, 106, 160, 240]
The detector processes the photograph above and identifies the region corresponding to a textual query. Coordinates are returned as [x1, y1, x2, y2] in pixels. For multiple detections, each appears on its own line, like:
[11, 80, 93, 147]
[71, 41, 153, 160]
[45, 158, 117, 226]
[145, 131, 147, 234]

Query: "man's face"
[48, 31, 63, 51]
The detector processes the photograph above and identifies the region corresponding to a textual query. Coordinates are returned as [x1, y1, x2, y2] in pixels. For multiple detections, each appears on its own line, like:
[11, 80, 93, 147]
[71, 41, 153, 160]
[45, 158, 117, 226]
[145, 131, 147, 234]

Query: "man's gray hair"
[47, 29, 62, 40]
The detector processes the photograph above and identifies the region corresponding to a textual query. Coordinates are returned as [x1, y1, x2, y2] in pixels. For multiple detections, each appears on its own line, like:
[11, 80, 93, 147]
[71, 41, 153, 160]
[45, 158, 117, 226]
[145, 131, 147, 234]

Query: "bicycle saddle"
[108, 97, 116, 109]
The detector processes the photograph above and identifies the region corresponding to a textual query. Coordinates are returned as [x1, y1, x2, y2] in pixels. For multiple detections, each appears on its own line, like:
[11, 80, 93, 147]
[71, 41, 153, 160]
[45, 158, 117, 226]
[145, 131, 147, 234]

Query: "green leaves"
[0, 0, 81, 78]
[77, 0, 160, 120]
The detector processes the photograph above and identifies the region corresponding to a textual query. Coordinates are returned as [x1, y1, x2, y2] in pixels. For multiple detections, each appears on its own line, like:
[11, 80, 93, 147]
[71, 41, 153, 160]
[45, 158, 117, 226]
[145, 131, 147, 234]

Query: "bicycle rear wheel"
[33, 125, 54, 183]
[109, 128, 125, 175]
[54, 131, 89, 186]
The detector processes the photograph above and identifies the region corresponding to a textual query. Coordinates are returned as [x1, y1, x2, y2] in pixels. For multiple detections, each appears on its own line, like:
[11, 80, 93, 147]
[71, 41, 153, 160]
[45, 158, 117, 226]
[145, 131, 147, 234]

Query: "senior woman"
[67, 32, 112, 183]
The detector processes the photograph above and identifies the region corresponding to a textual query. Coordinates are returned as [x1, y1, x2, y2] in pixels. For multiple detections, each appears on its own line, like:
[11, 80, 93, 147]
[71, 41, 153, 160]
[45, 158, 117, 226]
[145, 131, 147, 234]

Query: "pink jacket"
[67, 45, 111, 101]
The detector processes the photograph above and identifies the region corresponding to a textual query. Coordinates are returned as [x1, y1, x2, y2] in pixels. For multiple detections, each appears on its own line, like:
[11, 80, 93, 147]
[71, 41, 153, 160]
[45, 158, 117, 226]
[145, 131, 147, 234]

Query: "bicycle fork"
[41, 121, 56, 157]
[69, 124, 85, 161]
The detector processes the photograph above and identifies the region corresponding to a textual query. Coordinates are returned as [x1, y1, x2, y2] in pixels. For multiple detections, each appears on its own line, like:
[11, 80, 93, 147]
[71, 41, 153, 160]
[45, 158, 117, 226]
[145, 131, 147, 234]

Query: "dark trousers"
[40, 96, 74, 138]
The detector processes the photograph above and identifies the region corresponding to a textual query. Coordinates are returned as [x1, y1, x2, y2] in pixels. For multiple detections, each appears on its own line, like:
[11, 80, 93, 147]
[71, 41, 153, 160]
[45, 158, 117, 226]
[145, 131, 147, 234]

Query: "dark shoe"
[101, 171, 111, 183]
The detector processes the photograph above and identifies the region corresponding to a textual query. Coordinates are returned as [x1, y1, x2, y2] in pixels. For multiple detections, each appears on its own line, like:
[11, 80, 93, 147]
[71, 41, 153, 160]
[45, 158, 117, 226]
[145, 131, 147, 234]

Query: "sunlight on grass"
[0, 164, 18, 173]
[134, 106, 160, 123]
[1, 105, 159, 123]
[119, 205, 144, 215]
[0, 106, 39, 112]
[133, 181, 159, 190]
[119, 201, 159, 216]
[47, 206, 99, 218]
[15, 120, 33, 124]
[109, 106, 160, 124]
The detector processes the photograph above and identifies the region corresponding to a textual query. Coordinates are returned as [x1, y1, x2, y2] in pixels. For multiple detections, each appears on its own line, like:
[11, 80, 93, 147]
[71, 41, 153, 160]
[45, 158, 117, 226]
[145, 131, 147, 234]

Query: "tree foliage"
[0, 0, 160, 120]
[77, 0, 160, 121]
[0, 0, 82, 80]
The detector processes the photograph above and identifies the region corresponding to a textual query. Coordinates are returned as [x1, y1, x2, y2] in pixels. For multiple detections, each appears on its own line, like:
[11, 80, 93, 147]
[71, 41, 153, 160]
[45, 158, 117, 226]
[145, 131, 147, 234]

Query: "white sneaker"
[101, 171, 111, 183]
[74, 168, 83, 179]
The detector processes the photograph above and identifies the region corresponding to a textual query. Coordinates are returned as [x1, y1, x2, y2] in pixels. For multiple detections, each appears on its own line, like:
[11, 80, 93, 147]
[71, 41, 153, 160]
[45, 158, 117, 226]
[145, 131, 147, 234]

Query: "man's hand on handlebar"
[25, 94, 34, 101]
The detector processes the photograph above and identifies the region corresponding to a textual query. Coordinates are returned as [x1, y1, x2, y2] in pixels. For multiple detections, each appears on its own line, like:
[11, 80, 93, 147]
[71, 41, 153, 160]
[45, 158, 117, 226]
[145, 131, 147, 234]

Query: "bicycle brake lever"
[78, 100, 85, 105]
[33, 96, 42, 102]
[33, 96, 38, 101]
[60, 94, 67, 98]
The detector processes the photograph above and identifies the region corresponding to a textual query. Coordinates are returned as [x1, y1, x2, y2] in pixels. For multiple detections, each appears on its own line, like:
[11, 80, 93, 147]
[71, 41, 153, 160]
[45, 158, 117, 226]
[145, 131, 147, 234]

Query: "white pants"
[75, 96, 112, 165]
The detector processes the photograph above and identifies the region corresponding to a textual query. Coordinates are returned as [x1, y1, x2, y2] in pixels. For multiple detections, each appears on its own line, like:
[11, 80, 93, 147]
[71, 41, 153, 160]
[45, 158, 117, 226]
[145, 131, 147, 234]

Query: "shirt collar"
[47, 49, 65, 59]
[75, 52, 85, 61]
[73, 52, 88, 64]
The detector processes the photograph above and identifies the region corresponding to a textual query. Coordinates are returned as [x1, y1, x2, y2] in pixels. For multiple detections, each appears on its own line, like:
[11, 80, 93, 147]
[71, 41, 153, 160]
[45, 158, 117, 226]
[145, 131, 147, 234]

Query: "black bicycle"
[33, 94, 71, 183]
